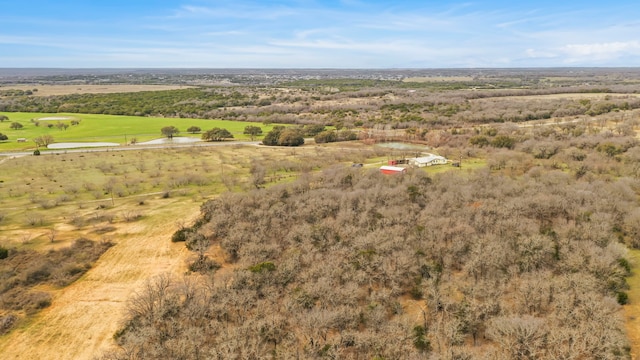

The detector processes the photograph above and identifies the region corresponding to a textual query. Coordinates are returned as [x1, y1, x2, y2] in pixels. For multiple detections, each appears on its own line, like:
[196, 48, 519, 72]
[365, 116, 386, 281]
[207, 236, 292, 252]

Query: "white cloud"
[269, 38, 435, 56]
[560, 41, 640, 62]
[562, 41, 640, 56]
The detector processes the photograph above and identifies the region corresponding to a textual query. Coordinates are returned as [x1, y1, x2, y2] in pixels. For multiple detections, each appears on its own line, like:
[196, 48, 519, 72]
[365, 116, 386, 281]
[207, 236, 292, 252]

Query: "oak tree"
[160, 126, 180, 139]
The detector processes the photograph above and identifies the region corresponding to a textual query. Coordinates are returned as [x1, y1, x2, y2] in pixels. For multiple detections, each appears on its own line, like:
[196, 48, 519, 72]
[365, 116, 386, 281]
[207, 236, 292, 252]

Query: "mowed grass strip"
[0, 112, 277, 150]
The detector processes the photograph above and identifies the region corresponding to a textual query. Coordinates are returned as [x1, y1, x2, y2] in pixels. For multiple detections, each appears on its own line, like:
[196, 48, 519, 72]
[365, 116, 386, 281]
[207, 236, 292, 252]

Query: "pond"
[37, 116, 78, 121]
[375, 142, 430, 151]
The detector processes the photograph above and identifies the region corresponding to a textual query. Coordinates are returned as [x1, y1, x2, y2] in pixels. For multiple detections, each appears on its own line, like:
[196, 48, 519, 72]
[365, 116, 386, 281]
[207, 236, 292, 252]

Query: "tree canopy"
[262, 126, 304, 146]
[33, 135, 54, 147]
[314, 129, 358, 144]
[243, 125, 263, 140]
[160, 126, 180, 139]
[201, 127, 234, 142]
[187, 126, 201, 134]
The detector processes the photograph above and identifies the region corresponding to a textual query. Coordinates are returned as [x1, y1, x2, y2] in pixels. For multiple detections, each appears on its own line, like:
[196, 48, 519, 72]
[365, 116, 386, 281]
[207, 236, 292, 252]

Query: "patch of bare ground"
[399, 295, 428, 324]
[0, 84, 192, 96]
[0, 198, 199, 360]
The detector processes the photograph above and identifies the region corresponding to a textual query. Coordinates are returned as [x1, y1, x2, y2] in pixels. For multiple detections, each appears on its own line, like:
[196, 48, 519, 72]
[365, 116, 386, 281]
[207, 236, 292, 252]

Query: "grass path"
[0, 198, 200, 359]
[625, 249, 640, 360]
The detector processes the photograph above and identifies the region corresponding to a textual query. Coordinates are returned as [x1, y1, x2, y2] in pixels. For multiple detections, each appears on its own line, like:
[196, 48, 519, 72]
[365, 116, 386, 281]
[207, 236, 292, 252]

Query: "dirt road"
[0, 200, 198, 359]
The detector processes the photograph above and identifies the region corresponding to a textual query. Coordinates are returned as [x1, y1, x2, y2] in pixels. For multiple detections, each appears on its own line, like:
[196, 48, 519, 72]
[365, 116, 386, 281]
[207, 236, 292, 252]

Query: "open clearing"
[0, 198, 195, 359]
[0, 84, 192, 96]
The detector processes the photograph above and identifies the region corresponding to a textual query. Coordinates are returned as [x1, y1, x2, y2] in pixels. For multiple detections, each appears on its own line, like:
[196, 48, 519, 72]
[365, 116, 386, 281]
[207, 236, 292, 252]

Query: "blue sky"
[1, 0, 639, 68]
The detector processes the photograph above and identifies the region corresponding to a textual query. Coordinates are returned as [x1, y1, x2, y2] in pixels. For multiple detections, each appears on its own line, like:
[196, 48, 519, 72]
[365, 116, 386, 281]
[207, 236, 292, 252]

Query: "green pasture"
[0, 112, 277, 151]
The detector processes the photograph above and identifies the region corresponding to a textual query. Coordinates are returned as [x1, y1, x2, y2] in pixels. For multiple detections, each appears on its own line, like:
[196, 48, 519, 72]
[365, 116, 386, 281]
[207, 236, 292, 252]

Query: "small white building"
[409, 154, 447, 167]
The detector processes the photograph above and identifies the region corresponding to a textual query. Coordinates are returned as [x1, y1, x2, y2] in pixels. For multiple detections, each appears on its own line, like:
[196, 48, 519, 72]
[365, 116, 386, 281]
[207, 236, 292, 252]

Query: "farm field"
[0, 113, 277, 151]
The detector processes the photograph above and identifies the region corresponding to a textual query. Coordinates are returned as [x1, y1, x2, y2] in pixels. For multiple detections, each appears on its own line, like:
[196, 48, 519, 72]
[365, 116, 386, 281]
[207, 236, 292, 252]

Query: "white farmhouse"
[409, 154, 448, 167]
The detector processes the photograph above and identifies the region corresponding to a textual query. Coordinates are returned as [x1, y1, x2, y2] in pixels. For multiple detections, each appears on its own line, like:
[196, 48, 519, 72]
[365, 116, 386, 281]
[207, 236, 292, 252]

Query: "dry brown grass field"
[0, 200, 194, 359]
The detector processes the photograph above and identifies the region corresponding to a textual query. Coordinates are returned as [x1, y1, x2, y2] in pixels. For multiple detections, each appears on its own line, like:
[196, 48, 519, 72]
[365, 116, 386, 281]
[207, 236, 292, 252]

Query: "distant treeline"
[0, 88, 251, 117]
[2, 83, 640, 129]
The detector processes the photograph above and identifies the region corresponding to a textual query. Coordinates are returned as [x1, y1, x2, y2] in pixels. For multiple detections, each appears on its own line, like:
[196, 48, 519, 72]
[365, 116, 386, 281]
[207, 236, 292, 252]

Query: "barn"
[380, 165, 407, 174]
[409, 154, 447, 167]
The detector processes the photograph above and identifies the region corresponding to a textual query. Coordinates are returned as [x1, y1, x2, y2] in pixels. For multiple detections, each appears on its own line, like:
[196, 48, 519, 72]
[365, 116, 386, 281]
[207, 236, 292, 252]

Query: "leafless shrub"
[69, 215, 86, 229]
[91, 210, 115, 224]
[91, 190, 103, 199]
[63, 184, 79, 195]
[0, 313, 18, 335]
[126, 274, 173, 322]
[121, 210, 142, 222]
[56, 194, 72, 203]
[25, 212, 44, 226]
[47, 228, 57, 243]
[114, 186, 128, 198]
[21, 233, 33, 244]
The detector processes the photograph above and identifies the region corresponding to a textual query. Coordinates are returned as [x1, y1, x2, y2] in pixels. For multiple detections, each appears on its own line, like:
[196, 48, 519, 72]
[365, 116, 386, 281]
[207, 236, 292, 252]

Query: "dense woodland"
[1, 85, 640, 130]
[106, 123, 640, 358]
[3, 69, 640, 132]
